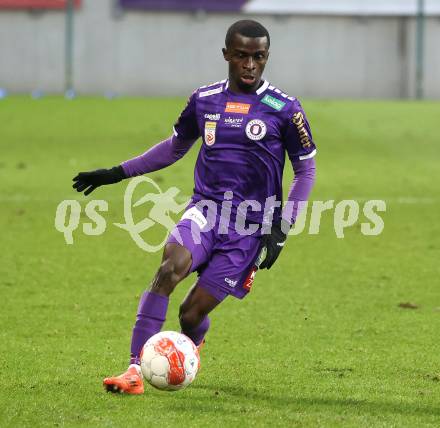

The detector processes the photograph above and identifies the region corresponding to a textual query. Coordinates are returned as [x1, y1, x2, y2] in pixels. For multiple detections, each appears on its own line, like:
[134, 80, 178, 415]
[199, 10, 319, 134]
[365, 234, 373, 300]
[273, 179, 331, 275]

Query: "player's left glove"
[258, 221, 289, 270]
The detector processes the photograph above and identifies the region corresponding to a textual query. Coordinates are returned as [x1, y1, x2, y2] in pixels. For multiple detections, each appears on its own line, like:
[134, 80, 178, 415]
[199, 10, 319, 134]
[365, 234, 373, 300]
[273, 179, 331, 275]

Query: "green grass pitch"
[0, 97, 439, 427]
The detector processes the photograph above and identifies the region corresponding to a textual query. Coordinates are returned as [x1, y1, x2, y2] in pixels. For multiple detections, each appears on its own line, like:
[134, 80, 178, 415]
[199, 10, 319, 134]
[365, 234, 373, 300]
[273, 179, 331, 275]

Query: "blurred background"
[0, 0, 439, 99]
[1, 2, 440, 426]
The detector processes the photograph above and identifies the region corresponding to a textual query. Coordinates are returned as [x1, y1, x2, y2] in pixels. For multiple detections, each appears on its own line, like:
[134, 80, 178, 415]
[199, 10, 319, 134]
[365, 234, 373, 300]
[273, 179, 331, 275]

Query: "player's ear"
[222, 47, 229, 61]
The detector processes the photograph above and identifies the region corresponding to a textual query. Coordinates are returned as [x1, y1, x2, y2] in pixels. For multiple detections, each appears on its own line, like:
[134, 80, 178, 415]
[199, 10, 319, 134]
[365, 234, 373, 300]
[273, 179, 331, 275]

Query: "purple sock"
[130, 291, 169, 365]
[181, 316, 210, 346]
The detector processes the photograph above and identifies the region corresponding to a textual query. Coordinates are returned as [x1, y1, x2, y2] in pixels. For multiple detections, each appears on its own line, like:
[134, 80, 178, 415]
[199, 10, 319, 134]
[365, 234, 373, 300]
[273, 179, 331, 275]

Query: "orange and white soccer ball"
[140, 331, 200, 391]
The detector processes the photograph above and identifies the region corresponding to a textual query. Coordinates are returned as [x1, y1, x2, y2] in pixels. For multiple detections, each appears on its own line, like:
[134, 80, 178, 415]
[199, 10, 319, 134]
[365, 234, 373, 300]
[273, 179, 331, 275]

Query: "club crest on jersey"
[204, 121, 217, 146]
[245, 119, 267, 141]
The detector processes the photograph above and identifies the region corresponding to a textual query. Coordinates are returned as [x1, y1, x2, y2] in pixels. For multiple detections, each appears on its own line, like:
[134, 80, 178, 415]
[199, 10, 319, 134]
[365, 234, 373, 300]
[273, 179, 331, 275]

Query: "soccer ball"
[140, 331, 200, 391]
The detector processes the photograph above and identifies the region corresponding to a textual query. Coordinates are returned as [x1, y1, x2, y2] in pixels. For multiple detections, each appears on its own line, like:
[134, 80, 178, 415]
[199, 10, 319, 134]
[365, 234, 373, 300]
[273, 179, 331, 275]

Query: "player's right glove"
[258, 221, 289, 270]
[72, 165, 126, 196]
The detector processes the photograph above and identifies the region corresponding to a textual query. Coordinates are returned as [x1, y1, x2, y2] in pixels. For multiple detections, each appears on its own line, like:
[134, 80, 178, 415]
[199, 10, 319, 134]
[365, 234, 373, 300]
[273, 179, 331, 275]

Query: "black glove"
[72, 165, 126, 196]
[258, 221, 289, 270]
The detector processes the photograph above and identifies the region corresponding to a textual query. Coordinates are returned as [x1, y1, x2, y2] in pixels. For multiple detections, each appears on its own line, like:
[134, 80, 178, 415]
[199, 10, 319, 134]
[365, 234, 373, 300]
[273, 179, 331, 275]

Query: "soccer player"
[73, 20, 316, 394]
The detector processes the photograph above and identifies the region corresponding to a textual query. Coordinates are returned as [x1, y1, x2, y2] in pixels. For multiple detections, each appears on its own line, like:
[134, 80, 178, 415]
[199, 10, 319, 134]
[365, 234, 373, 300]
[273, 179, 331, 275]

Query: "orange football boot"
[197, 339, 206, 353]
[103, 365, 144, 394]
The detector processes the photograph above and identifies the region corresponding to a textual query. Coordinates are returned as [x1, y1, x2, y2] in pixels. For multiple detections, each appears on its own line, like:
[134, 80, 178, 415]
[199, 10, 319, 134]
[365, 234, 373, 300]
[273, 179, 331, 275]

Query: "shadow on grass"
[176, 383, 440, 418]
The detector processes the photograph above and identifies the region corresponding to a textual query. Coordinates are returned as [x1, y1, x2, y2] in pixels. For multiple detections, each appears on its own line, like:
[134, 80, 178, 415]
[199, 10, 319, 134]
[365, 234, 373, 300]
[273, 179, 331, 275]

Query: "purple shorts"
[167, 204, 262, 302]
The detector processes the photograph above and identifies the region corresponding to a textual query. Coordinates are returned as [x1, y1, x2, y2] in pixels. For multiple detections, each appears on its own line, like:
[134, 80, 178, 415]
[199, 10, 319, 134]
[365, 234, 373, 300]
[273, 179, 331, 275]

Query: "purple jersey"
[173, 79, 316, 223]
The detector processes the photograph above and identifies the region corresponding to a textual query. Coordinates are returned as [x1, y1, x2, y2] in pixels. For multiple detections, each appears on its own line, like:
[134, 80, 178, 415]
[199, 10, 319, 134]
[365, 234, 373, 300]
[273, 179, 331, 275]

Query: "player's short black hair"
[225, 20, 270, 48]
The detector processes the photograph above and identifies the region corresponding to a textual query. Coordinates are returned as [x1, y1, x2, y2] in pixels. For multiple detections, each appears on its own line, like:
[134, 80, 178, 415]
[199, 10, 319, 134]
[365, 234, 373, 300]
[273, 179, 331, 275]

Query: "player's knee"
[150, 258, 179, 295]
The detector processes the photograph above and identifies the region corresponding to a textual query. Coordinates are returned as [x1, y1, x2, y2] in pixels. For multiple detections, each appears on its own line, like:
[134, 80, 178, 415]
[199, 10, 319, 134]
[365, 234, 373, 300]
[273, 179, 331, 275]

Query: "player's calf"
[179, 284, 219, 346]
[180, 312, 211, 347]
[179, 306, 206, 333]
[129, 244, 192, 366]
[104, 244, 193, 392]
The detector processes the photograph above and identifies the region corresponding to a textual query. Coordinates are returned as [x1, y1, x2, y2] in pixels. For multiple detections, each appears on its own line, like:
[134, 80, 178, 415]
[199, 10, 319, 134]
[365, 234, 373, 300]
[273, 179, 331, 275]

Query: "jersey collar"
[224, 79, 270, 96]
[256, 80, 270, 95]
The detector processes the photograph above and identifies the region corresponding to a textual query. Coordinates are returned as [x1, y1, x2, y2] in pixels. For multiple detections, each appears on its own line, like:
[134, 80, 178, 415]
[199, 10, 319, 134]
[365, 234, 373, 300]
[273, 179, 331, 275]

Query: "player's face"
[222, 34, 270, 94]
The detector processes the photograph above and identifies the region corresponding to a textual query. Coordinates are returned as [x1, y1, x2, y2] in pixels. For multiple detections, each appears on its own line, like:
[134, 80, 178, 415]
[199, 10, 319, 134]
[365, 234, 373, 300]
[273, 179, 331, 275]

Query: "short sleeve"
[283, 99, 317, 162]
[173, 91, 200, 141]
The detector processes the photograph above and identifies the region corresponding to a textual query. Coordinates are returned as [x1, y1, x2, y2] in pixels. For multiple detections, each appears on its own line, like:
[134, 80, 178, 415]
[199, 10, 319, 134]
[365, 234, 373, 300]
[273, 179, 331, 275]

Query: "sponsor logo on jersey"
[261, 94, 286, 111]
[224, 117, 243, 128]
[182, 206, 208, 229]
[204, 113, 220, 121]
[199, 87, 223, 98]
[204, 121, 217, 146]
[243, 267, 257, 291]
[225, 102, 251, 114]
[224, 278, 238, 287]
[245, 119, 267, 141]
[292, 112, 312, 148]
